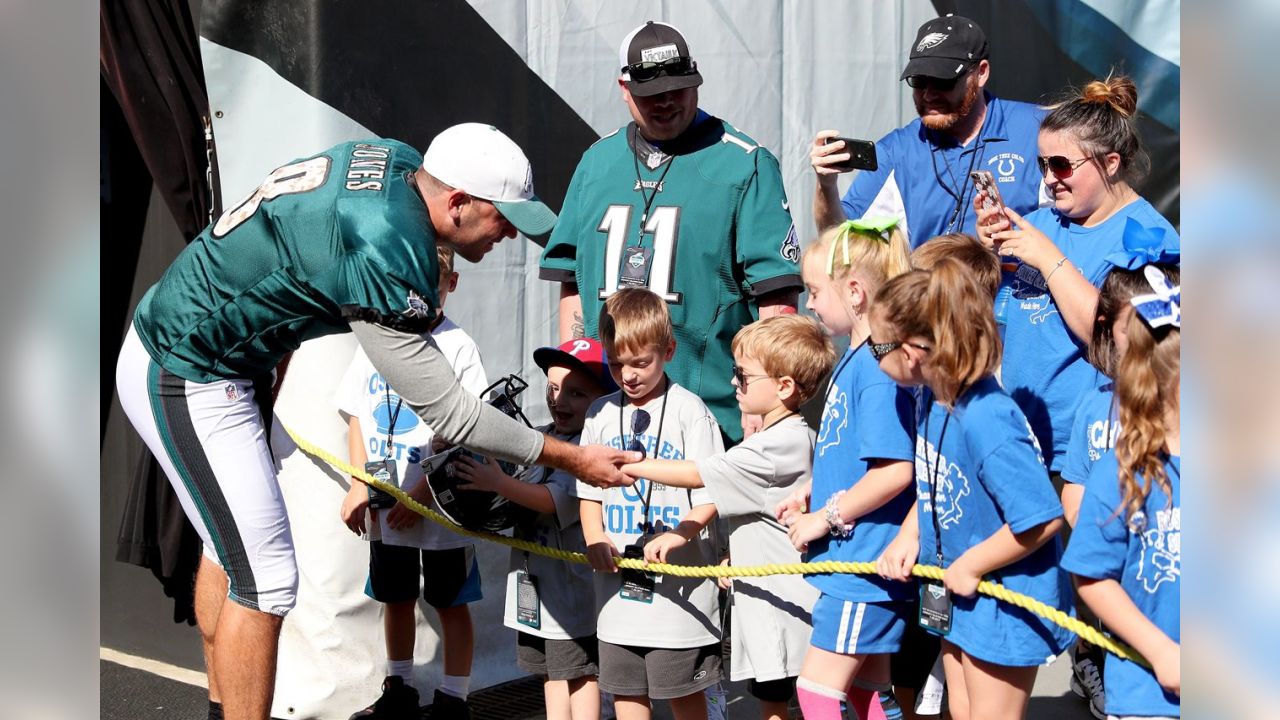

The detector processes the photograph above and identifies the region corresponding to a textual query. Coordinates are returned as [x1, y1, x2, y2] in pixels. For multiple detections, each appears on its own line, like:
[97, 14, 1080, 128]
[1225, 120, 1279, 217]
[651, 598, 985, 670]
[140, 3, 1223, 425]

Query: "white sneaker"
[1069, 643, 1106, 719]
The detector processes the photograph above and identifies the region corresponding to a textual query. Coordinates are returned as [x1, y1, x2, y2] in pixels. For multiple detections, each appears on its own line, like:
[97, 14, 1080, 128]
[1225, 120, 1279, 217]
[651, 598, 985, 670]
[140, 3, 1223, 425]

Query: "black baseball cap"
[900, 15, 989, 81]
[619, 21, 704, 97]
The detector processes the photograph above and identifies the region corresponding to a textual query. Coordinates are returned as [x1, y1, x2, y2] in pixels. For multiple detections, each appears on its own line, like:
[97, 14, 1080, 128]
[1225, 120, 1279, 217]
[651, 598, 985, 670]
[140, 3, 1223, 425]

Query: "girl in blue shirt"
[871, 258, 1071, 720]
[973, 75, 1178, 475]
[1063, 265, 1181, 718]
[777, 219, 915, 720]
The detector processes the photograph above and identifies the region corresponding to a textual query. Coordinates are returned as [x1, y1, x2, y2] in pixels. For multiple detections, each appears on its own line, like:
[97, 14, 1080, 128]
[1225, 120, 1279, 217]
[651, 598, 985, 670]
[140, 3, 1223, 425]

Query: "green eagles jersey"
[135, 139, 440, 382]
[540, 116, 802, 444]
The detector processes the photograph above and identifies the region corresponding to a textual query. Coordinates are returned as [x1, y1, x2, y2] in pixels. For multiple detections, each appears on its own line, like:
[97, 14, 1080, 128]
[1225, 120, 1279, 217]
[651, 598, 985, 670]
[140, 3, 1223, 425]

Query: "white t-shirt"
[335, 317, 487, 550]
[697, 415, 818, 681]
[503, 427, 597, 640]
[577, 382, 725, 649]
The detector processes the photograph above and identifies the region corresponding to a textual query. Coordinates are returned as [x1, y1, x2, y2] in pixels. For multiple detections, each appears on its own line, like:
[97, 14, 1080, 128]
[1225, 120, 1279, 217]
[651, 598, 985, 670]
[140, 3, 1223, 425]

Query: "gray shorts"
[597, 641, 722, 701]
[516, 633, 599, 681]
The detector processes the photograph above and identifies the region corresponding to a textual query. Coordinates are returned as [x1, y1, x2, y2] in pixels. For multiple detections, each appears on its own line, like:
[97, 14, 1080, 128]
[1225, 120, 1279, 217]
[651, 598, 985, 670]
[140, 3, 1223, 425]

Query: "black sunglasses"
[731, 364, 771, 388]
[1037, 155, 1091, 179]
[868, 340, 932, 362]
[624, 56, 698, 82]
[627, 408, 651, 458]
[905, 71, 967, 92]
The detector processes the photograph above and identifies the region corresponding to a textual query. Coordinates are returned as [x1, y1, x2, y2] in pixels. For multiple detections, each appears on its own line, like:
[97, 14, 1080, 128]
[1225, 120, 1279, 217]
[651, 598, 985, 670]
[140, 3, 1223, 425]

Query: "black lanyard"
[921, 395, 952, 566]
[928, 133, 986, 233]
[630, 126, 677, 235]
[383, 388, 403, 460]
[621, 376, 670, 533]
[825, 342, 861, 397]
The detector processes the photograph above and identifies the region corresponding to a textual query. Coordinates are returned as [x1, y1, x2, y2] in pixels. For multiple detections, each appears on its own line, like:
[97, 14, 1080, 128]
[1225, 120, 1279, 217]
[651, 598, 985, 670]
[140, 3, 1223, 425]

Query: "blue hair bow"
[1105, 218, 1180, 270]
[1130, 265, 1180, 329]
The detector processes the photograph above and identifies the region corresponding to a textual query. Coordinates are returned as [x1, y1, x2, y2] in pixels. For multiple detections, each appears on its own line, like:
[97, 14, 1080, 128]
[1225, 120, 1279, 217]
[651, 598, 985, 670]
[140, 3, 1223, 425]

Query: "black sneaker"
[349, 675, 420, 719]
[1069, 641, 1106, 719]
[421, 689, 472, 720]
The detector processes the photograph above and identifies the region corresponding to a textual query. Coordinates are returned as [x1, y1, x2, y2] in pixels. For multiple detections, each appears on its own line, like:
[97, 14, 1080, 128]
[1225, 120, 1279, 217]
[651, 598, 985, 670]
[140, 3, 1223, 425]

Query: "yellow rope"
[286, 426, 1148, 668]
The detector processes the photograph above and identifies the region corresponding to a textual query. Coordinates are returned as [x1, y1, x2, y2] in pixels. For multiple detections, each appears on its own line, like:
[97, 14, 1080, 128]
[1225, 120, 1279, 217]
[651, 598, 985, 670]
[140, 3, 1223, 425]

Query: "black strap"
[921, 393, 951, 565]
[383, 387, 403, 461]
[630, 125, 677, 233]
[621, 375, 670, 533]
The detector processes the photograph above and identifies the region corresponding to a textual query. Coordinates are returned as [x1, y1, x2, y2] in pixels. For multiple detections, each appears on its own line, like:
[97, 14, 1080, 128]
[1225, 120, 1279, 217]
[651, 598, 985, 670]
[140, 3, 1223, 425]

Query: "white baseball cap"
[421, 123, 557, 236]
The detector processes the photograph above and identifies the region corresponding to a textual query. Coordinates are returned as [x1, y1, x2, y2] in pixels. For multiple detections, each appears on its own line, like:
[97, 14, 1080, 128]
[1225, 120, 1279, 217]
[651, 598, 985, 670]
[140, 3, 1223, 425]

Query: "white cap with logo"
[421, 123, 557, 236]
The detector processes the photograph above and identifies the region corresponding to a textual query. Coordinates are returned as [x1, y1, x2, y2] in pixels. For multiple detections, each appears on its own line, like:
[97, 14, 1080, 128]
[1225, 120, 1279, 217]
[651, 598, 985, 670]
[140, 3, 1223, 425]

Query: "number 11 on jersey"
[597, 205, 682, 303]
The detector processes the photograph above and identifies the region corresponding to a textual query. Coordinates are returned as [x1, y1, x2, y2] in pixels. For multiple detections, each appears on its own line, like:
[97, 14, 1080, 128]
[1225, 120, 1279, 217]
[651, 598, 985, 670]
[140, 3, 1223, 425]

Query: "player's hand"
[741, 412, 763, 440]
[988, 206, 1062, 274]
[787, 512, 829, 552]
[942, 555, 983, 599]
[1150, 641, 1180, 697]
[586, 540, 621, 573]
[340, 482, 369, 535]
[576, 444, 644, 488]
[810, 130, 850, 181]
[717, 557, 733, 590]
[453, 454, 510, 492]
[876, 531, 919, 582]
[644, 532, 688, 564]
[775, 481, 811, 525]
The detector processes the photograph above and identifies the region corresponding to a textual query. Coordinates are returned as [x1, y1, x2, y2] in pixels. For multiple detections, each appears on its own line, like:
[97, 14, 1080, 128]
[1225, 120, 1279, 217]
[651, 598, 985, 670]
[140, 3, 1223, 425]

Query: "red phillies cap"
[533, 337, 618, 393]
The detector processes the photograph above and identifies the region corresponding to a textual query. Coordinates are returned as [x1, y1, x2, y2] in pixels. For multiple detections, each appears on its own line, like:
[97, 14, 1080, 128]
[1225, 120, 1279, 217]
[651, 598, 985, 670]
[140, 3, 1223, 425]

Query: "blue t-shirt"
[916, 378, 1072, 665]
[1062, 453, 1181, 717]
[841, 94, 1046, 248]
[1002, 198, 1177, 471]
[1061, 383, 1119, 485]
[806, 343, 916, 602]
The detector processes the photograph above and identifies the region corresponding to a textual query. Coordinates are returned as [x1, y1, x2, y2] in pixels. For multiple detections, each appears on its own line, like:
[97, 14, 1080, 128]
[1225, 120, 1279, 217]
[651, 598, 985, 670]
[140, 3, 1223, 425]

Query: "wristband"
[824, 490, 856, 538]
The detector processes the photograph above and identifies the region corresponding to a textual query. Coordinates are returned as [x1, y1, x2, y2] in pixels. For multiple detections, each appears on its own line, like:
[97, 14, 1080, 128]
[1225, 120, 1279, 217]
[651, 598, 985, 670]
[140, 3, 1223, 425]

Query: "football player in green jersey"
[540, 22, 802, 447]
[117, 124, 639, 720]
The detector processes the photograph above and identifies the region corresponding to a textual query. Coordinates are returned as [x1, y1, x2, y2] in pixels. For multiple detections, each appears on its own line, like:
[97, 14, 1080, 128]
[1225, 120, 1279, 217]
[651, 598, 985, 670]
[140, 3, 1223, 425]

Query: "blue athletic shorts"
[809, 595, 910, 655]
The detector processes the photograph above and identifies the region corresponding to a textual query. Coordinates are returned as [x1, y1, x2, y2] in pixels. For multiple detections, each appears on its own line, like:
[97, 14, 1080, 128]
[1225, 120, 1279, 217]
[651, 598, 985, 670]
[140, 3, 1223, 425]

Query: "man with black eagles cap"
[540, 20, 802, 447]
[811, 14, 1047, 248]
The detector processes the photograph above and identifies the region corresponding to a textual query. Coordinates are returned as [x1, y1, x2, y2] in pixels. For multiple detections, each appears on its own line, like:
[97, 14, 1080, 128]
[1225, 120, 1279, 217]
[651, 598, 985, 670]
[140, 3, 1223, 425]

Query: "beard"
[917, 76, 981, 131]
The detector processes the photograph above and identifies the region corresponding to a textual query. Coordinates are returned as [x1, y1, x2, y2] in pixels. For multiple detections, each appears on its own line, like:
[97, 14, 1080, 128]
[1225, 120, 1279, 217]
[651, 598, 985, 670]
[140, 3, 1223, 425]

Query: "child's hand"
[740, 412, 763, 440]
[786, 512, 829, 552]
[775, 481, 811, 525]
[339, 482, 369, 536]
[876, 532, 918, 582]
[1151, 641, 1180, 696]
[942, 555, 982, 598]
[586, 541, 621, 573]
[384, 479, 432, 530]
[643, 532, 688, 564]
[453, 454, 510, 492]
[717, 557, 733, 590]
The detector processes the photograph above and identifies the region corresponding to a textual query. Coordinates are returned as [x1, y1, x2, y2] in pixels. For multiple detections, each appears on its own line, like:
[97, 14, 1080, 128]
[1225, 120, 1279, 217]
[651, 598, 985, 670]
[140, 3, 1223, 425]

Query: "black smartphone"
[824, 136, 877, 172]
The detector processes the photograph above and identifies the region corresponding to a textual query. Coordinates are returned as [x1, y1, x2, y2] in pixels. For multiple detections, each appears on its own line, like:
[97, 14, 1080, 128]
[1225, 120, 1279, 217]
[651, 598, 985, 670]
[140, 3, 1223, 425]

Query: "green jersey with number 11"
[134, 139, 440, 383]
[540, 116, 801, 444]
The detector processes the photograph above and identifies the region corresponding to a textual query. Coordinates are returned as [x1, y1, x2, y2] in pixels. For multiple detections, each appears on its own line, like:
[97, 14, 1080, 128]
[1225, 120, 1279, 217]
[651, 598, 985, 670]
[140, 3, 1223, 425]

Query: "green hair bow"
[827, 216, 900, 276]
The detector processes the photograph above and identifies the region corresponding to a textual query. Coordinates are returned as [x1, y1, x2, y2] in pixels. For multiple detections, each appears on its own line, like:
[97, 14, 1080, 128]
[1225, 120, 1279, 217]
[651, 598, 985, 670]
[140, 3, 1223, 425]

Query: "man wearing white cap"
[541, 21, 802, 448]
[115, 124, 639, 720]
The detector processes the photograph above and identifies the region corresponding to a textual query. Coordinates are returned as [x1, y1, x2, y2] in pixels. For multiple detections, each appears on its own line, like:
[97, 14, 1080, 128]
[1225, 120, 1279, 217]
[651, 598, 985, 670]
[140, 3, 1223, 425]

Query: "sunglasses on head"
[868, 339, 932, 362]
[624, 56, 698, 82]
[905, 70, 968, 92]
[1037, 155, 1091, 179]
[627, 408, 651, 458]
[731, 364, 771, 388]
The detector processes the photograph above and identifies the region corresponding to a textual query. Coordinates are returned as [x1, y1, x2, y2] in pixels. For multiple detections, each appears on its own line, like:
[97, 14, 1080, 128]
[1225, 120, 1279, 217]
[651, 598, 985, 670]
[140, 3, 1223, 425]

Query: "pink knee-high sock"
[847, 685, 888, 720]
[795, 677, 845, 720]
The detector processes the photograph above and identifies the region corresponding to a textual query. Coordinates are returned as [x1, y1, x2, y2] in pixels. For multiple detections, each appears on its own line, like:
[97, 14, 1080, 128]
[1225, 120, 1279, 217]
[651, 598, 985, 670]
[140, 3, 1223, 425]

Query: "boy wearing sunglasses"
[577, 288, 726, 720]
[620, 315, 837, 720]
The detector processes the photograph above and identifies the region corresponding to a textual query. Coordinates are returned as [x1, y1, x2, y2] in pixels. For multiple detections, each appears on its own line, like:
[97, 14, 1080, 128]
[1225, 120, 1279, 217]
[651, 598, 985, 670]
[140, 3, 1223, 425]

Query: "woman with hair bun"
[974, 74, 1178, 482]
